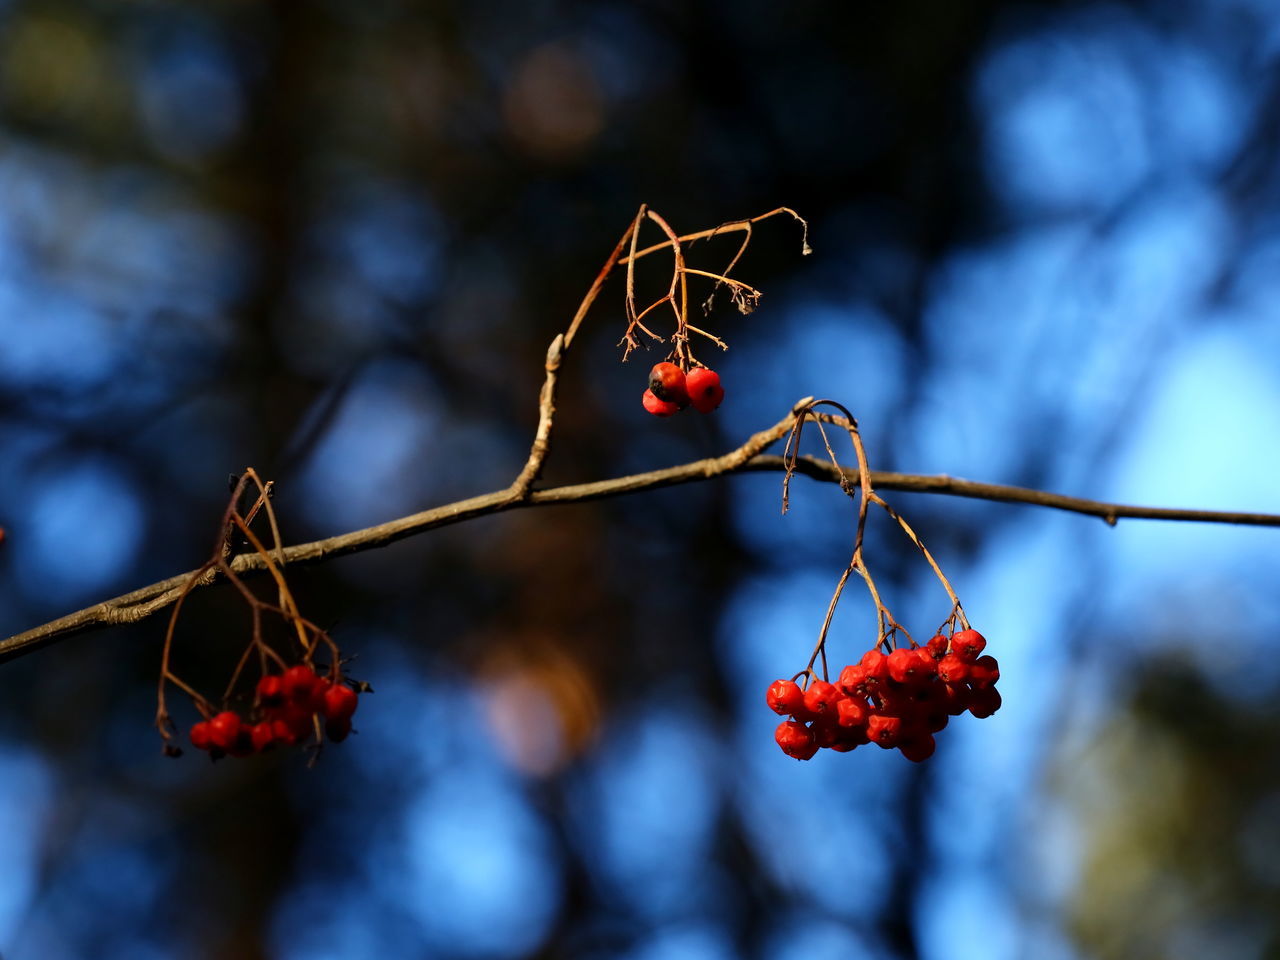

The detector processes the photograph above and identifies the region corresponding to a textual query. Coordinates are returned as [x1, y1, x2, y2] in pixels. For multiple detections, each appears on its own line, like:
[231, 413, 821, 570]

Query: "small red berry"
[775, 720, 818, 760]
[937, 654, 971, 685]
[322, 683, 359, 722]
[925, 634, 948, 658]
[802, 680, 841, 719]
[951, 629, 987, 663]
[208, 711, 242, 752]
[836, 696, 867, 728]
[967, 686, 1002, 719]
[325, 716, 353, 743]
[899, 733, 937, 763]
[866, 714, 904, 748]
[190, 721, 214, 751]
[968, 655, 1001, 689]
[256, 674, 284, 708]
[282, 664, 319, 705]
[860, 649, 889, 682]
[250, 721, 277, 753]
[836, 663, 866, 695]
[766, 679, 807, 717]
[648, 362, 689, 406]
[685, 367, 724, 413]
[811, 720, 841, 749]
[642, 389, 681, 417]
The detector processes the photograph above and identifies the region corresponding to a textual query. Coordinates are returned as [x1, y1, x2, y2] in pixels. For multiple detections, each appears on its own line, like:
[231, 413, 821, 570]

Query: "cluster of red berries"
[189, 664, 360, 759]
[642, 362, 724, 417]
[767, 629, 1000, 762]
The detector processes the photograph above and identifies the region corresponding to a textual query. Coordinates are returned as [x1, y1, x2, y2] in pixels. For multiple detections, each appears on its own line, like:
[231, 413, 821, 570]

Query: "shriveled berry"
[322, 683, 359, 722]
[951, 629, 987, 663]
[775, 720, 818, 760]
[685, 367, 724, 413]
[802, 680, 841, 719]
[642, 389, 681, 417]
[648, 362, 689, 406]
[766, 679, 808, 717]
[190, 721, 214, 751]
[209, 711, 243, 752]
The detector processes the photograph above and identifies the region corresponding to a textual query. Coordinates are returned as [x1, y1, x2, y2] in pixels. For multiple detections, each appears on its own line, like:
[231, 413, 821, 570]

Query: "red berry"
[866, 714, 903, 748]
[322, 683, 359, 722]
[969, 655, 1001, 689]
[860, 648, 889, 682]
[325, 716, 353, 743]
[951, 629, 987, 663]
[937, 654, 971, 685]
[282, 664, 319, 705]
[811, 720, 841, 749]
[967, 686, 1002, 719]
[899, 733, 937, 763]
[925, 634, 948, 658]
[685, 367, 724, 413]
[836, 696, 867, 728]
[647, 362, 689, 406]
[641, 389, 681, 417]
[766, 679, 807, 717]
[802, 680, 841, 719]
[256, 674, 284, 708]
[190, 721, 214, 751]
[250, 721, 277, 753]
[836, 664, 866, 695]
[775, 720, 818, 760]
[208, 711, 243, 752]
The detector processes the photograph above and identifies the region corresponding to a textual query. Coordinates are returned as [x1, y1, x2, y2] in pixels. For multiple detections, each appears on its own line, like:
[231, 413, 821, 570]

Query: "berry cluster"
[642, 362, 724, 417]
[188, 664, 360, 760]
[767, 629, 1000, 762]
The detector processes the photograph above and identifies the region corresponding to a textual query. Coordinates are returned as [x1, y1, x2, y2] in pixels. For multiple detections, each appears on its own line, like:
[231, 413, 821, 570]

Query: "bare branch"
[4, 407, 1277, 665]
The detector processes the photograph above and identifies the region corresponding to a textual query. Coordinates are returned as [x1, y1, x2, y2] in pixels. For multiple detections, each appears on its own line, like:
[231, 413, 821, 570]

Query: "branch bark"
[4, 398, 1277, 665]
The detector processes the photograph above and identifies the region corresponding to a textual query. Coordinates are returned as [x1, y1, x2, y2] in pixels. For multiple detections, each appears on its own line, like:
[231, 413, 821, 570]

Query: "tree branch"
[3, 399, 1277, 665]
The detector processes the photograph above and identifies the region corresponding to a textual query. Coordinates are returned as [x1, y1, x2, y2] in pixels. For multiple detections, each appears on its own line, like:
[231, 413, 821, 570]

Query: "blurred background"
[1, 0, 1279, 957]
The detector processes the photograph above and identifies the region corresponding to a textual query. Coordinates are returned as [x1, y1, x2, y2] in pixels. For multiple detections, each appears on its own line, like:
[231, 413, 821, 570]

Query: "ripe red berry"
[648, 362, 689, 406]
[775, 720, 818, 760]
[967, 686, 1002, 719]
[642, 389, 681, 417]
[836, 663, 866, 695]
[208, 711, 243, 752]
[925, 634, 948, 658]
[937, 654, 971, 685]
[322, 683, 359, 722]
[325, 717, 353, 743]
[685, 367, 724, 413]
[811, 719, 841, 749]
[802, 680, 841, 719]
[256, 674, 284, 708]
[282, 664, 319, 705]
[250, 721, 277, 753]
[190, 721, 214, 751]
[766, 679, 807, 717]
[860, 648, 889, 682]
[836, 696, 867, 728]
[968, 654, 1000, 688]
[899, 733, 937, 763]
[866, 714, 904, 748]
[951, 629, 987, 663]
